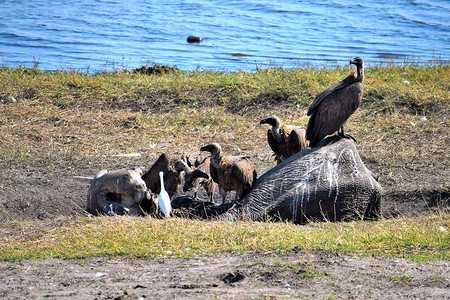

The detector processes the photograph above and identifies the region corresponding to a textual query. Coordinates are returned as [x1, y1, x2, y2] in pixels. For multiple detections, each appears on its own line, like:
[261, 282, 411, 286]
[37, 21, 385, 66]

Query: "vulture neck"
[209, 149, 222, 164]
[270, 119, 282, 138]
[356, 64, 364, 83]
[272, 125, 283, 140]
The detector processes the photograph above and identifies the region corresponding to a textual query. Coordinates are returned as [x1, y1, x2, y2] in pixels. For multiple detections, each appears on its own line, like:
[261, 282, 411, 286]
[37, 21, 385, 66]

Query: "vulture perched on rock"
[200, 143, 257, 204]
[260, 115, 308, 164]
[306, 56, 364, 147]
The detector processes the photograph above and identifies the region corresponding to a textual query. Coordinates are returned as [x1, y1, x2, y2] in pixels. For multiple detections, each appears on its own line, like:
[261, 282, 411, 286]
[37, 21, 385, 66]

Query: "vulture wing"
[141, 153, 181, 198]
[209, 164, 220, 184]
[306, 82, 362, 147]
[307, 80, 351, 116]
[142, 153, 170, 194]
[231, 158, 256, 191]
[290, 127, 308, 153]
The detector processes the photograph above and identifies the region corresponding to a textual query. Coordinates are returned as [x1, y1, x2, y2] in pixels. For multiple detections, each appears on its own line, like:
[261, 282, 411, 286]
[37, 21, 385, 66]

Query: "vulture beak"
[200, 145, 210, 152]
[260, 116, 278, 127]
[350, 57, 362, 66]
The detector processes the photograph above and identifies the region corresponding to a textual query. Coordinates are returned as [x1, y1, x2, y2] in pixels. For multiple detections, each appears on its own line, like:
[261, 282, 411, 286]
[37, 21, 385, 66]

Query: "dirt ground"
[1, 248, 449, 300]
[0, 156, 449, 299]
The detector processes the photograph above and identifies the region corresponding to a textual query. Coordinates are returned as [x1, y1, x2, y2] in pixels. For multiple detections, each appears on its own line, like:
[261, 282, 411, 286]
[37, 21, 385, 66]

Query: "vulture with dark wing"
[200, 143, 257, 204]
[260, 115, 308, 164]
[175, 157, 215, 202]
[306, 56, 364, 147]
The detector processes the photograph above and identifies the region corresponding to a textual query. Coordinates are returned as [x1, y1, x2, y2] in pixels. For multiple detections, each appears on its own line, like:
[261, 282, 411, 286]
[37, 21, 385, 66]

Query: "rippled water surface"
[0, 0, 448, 72]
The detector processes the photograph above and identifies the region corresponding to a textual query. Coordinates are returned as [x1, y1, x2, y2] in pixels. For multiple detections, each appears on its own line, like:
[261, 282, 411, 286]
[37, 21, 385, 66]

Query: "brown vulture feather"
[260, 115, 308, 164]
[175, 154, 216, 201]
[200, 143, 257, 204]
[306, 56, 364, 147]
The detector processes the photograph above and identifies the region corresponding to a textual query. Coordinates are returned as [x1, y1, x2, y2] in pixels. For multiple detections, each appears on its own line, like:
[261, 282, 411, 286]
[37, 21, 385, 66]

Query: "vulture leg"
[219, 186, 228, 204]
[338, 126, 357, 143]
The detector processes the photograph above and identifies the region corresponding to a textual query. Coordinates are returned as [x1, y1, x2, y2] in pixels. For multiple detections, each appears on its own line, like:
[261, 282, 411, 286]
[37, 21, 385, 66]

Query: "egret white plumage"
[158, 171, 172, 217]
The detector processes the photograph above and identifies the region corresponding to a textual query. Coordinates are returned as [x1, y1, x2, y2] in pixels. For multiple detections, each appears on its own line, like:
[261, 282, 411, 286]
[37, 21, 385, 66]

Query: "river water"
[0, 0, 448, 72]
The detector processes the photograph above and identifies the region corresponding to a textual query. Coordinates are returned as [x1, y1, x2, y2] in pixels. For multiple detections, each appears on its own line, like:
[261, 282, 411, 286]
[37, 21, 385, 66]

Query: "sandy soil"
[0, 157, 448, 299]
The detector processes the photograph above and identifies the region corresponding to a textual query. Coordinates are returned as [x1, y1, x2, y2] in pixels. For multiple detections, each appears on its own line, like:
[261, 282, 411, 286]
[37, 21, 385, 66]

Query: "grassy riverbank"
[1, 61, 448, 170]
[0, 62, 448, 262]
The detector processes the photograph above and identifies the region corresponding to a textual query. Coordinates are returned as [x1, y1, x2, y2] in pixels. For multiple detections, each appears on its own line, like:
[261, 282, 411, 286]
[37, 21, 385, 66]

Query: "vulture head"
[350, 56, 364, 82]
[260, 116, 281, 127]
[174, 160, 189, 173]
[350, 56, 364, 68]
[183, 169, 210, 192]
[200, 143, 222, 156]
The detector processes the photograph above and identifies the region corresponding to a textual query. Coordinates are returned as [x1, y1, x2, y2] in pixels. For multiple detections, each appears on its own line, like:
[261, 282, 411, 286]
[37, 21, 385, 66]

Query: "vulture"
[260, 115, 308, 164]
[306, 56, 364, 147]
[200, 143, 257, 204]
[174, 159, 215, 202]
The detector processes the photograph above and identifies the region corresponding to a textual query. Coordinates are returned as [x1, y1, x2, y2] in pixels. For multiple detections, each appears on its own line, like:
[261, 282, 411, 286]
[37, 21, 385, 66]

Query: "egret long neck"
[159, 173, 164, 189]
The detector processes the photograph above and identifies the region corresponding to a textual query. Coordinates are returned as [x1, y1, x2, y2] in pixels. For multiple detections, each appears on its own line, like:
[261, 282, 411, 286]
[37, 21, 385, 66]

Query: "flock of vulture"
[89, 57, 365, 217]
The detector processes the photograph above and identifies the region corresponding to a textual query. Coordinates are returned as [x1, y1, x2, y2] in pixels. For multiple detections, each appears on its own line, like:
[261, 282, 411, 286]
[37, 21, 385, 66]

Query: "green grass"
[0, 212, 448, 261]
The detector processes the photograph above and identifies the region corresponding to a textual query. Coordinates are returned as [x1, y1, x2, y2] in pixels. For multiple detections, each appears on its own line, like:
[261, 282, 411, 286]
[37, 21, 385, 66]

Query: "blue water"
[0, 0, 449, 72]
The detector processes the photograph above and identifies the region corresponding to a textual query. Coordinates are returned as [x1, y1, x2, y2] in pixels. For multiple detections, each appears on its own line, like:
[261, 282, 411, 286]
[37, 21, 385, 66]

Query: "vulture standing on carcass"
[306, 56, 364, 147]
[200, 143, 257, 204]
[174, 158, 215, 202]
[260, 115, 308, 164]
[182, 154, 215, 201]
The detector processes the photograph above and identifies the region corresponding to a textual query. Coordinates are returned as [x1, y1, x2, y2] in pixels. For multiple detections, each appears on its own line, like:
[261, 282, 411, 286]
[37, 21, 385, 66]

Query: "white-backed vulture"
[260, 115, 308, 164]
[183, 154, 215, 201]
[200, 143, 257, 204]
[306, 56, 364, 147]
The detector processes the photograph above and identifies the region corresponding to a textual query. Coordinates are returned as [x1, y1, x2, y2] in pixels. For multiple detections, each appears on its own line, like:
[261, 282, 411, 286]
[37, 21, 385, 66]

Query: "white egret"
[158, 171, 172, 217]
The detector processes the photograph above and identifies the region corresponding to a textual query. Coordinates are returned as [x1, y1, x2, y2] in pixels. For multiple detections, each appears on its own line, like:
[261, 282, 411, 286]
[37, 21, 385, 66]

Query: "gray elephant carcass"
[224, 136, 382, 224]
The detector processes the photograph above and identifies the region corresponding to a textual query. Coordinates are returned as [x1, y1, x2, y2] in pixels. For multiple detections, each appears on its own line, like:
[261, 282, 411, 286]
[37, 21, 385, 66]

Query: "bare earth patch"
[1, 249, 449, 299]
